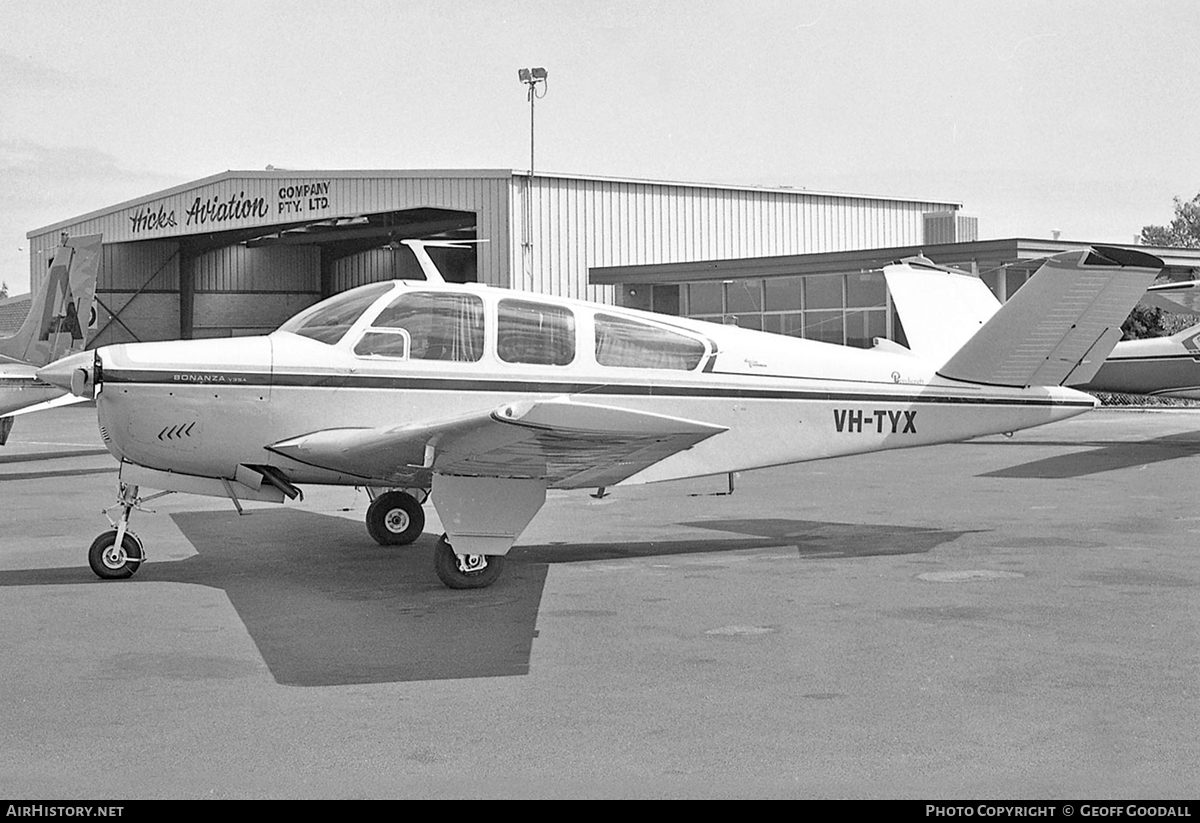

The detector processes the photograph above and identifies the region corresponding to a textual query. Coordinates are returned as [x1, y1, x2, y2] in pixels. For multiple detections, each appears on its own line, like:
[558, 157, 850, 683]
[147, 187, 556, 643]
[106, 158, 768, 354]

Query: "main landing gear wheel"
[366, 491, 425, 546]
[88, 530, 144, 579]
[433, 534, 505, 589]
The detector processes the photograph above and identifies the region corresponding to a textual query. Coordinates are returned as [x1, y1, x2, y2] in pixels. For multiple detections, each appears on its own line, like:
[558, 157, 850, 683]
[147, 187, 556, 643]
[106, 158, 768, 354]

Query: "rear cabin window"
[594, 313, 706, 370]
[355, 291, 484, 361]
[497, 299, 576, 366]
[283, 283, 392, 345]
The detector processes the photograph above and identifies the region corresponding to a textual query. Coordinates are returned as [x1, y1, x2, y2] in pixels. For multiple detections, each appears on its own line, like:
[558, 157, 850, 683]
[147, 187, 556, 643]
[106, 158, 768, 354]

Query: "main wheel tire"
[433, 534, 505, 589]
[88, 530, 143, 580]
[366, 491, 425, 546]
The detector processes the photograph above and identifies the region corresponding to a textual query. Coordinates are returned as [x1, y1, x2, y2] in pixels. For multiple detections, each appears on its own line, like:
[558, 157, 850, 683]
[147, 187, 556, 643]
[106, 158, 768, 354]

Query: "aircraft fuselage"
[1082, 331, 1200, 399]
[37, 249, 1147, 588]
[86, 294, 1095, 491]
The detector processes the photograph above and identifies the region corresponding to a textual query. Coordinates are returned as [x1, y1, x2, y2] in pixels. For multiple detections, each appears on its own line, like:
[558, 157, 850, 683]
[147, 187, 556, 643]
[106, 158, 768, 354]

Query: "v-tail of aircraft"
[0, 233, 102, 444]
[38, 241, 1162, 589]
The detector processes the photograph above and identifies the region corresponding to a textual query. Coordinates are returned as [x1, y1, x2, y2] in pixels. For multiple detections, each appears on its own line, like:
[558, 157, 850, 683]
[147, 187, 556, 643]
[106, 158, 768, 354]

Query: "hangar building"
[593, 239, 1200, 349]
[26, 169, 965, 346]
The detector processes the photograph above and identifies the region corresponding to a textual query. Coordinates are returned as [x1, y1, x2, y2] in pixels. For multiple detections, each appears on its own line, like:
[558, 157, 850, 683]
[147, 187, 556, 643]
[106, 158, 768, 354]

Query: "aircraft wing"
[266, 398, 728, 489]
[937, 246, 1163, 388]
[1141, 280, 1200, 316]
[0, 392, 87, 418]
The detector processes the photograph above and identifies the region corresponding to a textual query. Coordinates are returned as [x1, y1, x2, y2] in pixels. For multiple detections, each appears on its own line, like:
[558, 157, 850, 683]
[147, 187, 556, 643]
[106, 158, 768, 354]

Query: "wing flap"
[267, 399, 728, 489]
[937, 246, 1163, 388]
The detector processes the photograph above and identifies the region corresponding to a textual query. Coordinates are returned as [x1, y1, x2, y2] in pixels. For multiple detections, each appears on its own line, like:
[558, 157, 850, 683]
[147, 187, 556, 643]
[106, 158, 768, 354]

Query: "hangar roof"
[27, 168, 962, 238]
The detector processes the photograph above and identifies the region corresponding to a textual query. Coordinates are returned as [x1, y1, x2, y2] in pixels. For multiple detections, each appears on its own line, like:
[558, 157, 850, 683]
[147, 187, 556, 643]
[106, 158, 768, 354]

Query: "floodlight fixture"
[517, 66, 549, 178]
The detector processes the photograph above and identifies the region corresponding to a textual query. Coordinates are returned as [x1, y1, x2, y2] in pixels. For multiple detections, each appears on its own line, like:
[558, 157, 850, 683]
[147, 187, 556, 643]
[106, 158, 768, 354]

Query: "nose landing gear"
[88, 530, 143, 579]
[88, 482, 171, 580]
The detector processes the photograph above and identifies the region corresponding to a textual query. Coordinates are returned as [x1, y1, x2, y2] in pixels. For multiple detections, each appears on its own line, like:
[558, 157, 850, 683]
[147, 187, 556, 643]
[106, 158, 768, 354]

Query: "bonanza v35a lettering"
[38, 242, 1162, 589]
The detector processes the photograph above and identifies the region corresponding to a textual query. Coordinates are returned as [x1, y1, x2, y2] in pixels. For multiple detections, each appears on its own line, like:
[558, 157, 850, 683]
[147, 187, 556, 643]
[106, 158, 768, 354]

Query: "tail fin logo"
[0, 233, 102, 367]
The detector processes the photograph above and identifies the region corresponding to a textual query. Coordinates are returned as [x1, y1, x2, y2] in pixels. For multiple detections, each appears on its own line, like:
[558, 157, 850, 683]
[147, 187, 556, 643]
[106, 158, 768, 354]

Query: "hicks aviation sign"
[125, 179, 333, 238]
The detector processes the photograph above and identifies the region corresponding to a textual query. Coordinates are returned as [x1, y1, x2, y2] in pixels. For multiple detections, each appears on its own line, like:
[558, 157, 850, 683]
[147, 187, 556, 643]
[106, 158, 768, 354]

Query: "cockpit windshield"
[277, 283, 394, 344]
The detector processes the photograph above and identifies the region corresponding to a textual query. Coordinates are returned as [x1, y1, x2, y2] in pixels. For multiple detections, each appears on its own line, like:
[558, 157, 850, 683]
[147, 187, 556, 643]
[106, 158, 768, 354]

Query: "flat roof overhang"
[589, 239, 1200, 285]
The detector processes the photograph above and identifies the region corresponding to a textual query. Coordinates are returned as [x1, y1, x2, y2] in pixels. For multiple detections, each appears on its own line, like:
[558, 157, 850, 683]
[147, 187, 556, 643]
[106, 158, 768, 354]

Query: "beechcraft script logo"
[833, 408, 917, 434]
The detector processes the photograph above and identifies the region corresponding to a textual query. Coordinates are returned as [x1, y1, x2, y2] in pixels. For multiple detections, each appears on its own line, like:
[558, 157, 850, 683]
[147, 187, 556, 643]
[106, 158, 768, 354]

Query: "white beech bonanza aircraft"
[37, 241, 1162, 589]
[0, 233, 101, 445]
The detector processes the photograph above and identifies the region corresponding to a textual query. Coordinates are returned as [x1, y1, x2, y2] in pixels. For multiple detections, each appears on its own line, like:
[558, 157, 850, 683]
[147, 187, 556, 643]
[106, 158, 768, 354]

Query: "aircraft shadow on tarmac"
[0, 510, 969, 686]
[980, 430, 1200, 479]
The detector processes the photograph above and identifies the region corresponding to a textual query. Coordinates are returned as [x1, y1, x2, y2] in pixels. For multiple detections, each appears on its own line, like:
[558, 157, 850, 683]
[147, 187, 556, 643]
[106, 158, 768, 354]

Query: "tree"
[1141, 193, 1200, 248]
[1121, 304, 1167, 339]
[0, 281, 6, 299]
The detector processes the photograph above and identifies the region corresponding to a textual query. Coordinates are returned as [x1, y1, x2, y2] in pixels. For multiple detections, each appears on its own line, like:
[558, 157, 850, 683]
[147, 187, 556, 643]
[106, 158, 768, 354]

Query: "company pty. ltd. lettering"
[833, 408, 916, 434]
[277, 181, 331, 215]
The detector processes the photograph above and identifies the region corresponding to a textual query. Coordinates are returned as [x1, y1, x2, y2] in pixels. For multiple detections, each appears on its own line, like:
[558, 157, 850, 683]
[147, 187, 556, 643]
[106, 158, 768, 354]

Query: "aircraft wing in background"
[1141, 280, 1200, 316]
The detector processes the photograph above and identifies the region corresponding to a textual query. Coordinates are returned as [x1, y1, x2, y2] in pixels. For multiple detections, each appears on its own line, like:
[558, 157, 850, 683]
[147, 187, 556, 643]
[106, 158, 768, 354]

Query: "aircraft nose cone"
[37, 349, 94, 395]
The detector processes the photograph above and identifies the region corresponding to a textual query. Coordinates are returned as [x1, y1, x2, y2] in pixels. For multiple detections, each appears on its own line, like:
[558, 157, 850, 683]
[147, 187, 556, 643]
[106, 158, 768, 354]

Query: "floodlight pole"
[517, 68, 547, 176]
[517, 68, 548, 263]
[529, 84, 536, 178]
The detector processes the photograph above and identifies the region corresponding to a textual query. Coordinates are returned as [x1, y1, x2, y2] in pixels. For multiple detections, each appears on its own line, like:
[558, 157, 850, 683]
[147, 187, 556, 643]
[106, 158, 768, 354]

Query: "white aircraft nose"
[36, 349, 94, 395]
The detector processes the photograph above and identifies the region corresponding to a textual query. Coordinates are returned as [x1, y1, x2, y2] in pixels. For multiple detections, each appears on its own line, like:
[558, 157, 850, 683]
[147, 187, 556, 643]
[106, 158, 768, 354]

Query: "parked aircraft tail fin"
[0, 234, 102, 367]
[935, 246, 1163, 388]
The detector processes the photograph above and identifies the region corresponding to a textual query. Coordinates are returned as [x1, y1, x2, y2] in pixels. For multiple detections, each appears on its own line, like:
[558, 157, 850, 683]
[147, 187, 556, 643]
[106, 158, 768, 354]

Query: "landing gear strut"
[433, 534, 505, 589]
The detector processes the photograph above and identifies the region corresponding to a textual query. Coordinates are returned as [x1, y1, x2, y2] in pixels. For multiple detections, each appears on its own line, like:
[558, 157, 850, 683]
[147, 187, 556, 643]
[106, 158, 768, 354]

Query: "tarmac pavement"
[0, 404, 1197, 798]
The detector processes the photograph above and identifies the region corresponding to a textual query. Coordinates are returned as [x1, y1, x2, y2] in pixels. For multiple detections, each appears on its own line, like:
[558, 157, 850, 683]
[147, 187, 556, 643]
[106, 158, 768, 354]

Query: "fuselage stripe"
[99, 368, 1094, 409]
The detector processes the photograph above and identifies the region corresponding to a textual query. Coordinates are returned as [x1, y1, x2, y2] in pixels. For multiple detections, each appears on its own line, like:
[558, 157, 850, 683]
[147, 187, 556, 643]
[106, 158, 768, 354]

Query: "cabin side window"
[594, 313, 706, 370]
[497, 299, 576, 366]
[355, 291, 484, 361]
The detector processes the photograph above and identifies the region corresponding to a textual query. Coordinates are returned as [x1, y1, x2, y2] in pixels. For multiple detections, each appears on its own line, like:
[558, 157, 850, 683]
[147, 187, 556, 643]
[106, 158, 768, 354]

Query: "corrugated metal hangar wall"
[26, 169, 961, 346]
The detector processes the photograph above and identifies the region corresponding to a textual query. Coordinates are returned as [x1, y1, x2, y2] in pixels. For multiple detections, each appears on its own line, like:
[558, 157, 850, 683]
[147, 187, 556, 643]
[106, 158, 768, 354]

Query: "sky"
[2, 0, 1198, 295]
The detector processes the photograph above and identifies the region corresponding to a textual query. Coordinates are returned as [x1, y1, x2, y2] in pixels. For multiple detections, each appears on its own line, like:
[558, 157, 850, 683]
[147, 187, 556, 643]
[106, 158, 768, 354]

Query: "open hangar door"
[92, 207, 477, 344]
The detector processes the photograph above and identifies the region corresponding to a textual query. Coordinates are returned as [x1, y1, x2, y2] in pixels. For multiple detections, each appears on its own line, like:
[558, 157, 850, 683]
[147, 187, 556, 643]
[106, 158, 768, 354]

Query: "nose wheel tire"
[433, 534, 505, 589]
[366, 491, 425, 546]
[88, 530, 144, 579]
